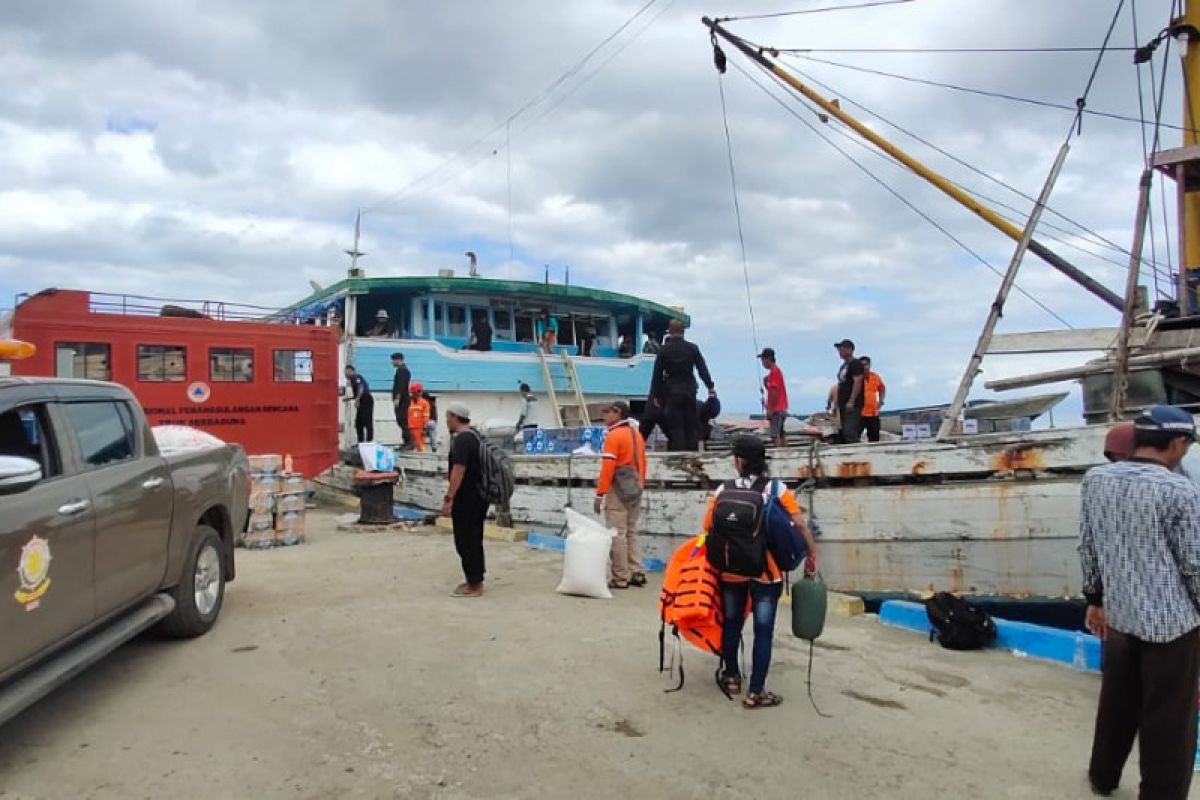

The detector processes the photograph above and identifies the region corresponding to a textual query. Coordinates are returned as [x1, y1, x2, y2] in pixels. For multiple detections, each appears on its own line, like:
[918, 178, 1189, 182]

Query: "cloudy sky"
[0, 0, 1185, 419]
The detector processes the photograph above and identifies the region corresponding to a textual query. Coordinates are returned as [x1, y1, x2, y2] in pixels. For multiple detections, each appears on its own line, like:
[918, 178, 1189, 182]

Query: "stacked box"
[244, 511, 276, 549]
[274, 510, 307, 546]
[521, 426, 608, 455]
[274, 491, 306, 513]
[248, 454, 284, 473]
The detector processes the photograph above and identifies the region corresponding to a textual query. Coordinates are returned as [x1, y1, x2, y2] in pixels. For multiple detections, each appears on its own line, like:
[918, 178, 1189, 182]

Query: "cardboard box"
[279, 472, 306, 491]
[244, 511, 276, 549]
[274, 511, 306, 545]
[249, 489, 274, 515]
[273, 491, 306, 513]
[251, 473, 283, 494]
[248, 454, 284, 473]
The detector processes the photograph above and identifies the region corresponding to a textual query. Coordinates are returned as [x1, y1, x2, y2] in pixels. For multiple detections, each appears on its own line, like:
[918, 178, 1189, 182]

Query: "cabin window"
[514, 313, 535, 343]
[593, 316, 613, 346]
[433, 303, 444, 337]
[64, 400, 137, 467]
[446, 304, 468, 338]
[137, 345, 187, 382]
[555, 316, 575, 346]
[209, 348, 254, 383]
[55, 342, 111, 381]
[273, 349, 314, 382]
[493, 308, 514, 341]
[0, 404, 61, 479]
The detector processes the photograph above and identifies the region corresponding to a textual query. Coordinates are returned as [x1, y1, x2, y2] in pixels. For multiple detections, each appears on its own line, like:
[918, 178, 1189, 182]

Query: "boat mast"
[702, 17, 1125, 312]
[1182, 1, 1200, 312]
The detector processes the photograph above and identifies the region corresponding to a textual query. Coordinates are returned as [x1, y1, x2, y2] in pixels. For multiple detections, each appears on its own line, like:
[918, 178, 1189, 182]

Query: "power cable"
[775, 46, 1139, 54]
[361, 0, 660, 214]
[728, 57, 1076, 328]
[783, 53, 1198, 134]
[720, 0, 913, 22]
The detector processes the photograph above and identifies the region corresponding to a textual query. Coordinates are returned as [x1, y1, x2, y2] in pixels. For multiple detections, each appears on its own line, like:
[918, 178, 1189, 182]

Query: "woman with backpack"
[703, 435, 818, 709]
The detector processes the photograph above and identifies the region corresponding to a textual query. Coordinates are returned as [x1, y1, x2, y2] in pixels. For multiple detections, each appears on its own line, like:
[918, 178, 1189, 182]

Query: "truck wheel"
[157, 525, 225, 638]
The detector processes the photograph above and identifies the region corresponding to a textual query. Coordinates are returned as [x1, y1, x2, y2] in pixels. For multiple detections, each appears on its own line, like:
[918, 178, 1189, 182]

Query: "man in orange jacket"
[594, 400, 648, 589]
[407, 382, 431, 452]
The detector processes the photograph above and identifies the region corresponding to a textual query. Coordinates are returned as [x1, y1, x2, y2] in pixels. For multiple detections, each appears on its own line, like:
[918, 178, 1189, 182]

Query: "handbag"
[611, 427, 644, 504]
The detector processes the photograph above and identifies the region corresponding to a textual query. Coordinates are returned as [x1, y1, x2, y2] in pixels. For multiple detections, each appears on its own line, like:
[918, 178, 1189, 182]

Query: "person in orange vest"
[859, 355, 887, 443]
[594, 400, 648, 589]
[407, 382, 431, 452]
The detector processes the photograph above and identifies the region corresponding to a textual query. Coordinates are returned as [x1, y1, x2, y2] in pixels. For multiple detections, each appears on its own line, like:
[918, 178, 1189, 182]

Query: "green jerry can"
[791, 571, 828, 640]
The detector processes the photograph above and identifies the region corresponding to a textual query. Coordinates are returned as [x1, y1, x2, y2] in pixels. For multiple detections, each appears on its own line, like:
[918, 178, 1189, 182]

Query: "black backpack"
[925, 591, 997, 651]
[465, 429, 515, 507]
[706, 478, 768, 577]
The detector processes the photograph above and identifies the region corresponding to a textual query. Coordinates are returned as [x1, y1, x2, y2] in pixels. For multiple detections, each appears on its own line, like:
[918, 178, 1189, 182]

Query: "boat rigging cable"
[705, 16, 1127, 310]
[726, 57, 1074, 328]
[717, 0, 913, 22]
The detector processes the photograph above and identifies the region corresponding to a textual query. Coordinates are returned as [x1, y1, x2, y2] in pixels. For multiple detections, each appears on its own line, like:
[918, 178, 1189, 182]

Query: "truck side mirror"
[0, 456, 43, 495]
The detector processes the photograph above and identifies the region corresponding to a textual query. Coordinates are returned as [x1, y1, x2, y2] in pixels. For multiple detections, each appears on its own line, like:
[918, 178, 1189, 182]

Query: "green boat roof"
[281, 275, 689, 323]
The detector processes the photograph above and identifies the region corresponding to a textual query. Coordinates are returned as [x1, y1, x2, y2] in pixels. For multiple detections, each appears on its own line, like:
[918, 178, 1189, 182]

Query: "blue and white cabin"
[278, 274, 686, 447]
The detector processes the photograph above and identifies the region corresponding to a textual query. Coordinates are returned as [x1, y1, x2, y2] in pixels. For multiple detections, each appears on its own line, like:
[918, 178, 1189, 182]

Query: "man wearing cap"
[833, 339, 865, 444]
[650, 318, 716, 452]
[594, 401, 648, 589]
[344, 365, 374, 443]
[407, 382, 431, 452]
[759, 348, 788, 447]
[441, 402, 488, 597]
[1079, 404, 1200, 798]
[390, 352, 413, 449]
[365, 309, 395, 337]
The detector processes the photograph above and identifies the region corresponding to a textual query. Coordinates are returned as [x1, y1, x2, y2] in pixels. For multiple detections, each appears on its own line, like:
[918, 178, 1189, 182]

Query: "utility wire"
[1073, 0, 1126, 133]
[785, 63, 1176, 281]
[361, 0, 660, 214]
[728, 58, 1075, 328]
[783, 53, 1199, 134]
[775, 46, 1139, 54]
[715, 71, 763, 376]
[720, 0, 913, 22]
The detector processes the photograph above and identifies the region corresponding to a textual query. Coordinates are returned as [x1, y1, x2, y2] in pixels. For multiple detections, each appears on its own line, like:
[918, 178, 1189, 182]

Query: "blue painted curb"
[392, 505, 430, 522]
[523, 534, 665, 573]
[879, 600, 1101, 673]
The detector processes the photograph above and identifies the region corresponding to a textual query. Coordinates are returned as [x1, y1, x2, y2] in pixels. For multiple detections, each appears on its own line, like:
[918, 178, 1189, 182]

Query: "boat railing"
[85, 291, 304, 323]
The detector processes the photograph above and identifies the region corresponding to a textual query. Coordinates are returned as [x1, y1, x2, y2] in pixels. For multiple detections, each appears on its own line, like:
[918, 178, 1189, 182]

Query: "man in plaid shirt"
[1079, 405, 1200, 799]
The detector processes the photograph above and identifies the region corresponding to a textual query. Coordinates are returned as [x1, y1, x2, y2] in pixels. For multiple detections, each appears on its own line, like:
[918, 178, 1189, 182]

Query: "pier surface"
[0, 510, 1147, 799]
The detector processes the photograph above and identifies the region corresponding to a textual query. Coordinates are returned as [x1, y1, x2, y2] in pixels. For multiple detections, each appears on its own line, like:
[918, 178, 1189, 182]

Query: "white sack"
[152, 425, 225, 453]
[555, 508, 616, 599]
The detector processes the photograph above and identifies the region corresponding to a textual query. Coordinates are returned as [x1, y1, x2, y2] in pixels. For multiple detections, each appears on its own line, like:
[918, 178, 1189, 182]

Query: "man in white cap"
[440, 401, 487, 597]
[365, 308, 395, 337]
[1080, 404, 1200, 798]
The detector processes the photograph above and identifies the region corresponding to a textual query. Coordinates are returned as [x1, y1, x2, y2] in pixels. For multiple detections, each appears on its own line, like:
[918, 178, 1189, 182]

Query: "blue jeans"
[720, 580, 783, 694]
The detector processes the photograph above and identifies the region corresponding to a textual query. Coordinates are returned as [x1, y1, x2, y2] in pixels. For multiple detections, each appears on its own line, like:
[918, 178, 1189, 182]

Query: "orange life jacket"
[658, 535, 725, 692]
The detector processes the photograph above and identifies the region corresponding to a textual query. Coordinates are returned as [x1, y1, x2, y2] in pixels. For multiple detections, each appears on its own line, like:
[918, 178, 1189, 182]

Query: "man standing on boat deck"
[1079, 405, 1200, 799]
[859, 356, 887, 443]
[344, 364, 374, 443]
[759, 347, 788, 447]
[390, 352, 413, 449]
[441, 402, 487, 598]
[650, 319, 716, 452]
[834, 339, 865, 443]
[594, 401, 648, 589]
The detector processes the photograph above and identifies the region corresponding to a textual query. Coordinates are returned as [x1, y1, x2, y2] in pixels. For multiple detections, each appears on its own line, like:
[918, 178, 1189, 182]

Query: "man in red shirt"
[759, 348, 789, 447]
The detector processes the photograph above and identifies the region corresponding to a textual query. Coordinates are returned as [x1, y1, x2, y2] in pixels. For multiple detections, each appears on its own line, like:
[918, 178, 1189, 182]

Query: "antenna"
[465, 250, 479, 278]
[564, 265, 570, 286]
[544, 264, 550, 285]
[345, 209, 366, 278]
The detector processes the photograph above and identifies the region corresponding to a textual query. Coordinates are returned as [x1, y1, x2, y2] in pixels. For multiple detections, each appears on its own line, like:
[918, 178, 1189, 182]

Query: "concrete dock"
[0, 509, 1152, 799]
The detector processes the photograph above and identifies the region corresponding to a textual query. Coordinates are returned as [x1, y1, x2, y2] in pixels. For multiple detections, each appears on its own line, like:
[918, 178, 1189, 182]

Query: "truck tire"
[157, 525, 225, 638]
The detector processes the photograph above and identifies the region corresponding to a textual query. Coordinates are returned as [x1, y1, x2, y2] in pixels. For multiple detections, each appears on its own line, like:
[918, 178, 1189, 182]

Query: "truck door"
[61, 400, 172, 616]
[0, 401, 97, 678]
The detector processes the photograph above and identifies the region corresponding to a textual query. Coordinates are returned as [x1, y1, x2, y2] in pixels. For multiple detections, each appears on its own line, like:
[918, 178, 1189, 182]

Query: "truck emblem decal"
[187, 381, 211, 404]
[15, 535, 51, 611]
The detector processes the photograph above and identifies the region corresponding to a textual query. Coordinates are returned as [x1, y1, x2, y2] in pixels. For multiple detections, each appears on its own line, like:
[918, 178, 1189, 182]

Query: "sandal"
[719, 673, 742, 696]
[608, 579, 629, 590]
[629, 572, 647, 587]
[742, 691, 783, 709]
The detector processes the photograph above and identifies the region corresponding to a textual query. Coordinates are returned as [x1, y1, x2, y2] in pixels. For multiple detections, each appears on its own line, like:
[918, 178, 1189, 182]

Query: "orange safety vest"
[658, 535, 727, 692]
[407, 397, 430, 429]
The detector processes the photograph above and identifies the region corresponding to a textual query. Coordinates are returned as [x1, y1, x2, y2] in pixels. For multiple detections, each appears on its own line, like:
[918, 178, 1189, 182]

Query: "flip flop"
[742, 691, 783, 709]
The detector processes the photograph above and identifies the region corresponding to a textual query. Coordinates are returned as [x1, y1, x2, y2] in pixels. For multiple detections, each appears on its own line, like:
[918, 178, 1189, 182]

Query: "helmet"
[410, 382, 423, 394]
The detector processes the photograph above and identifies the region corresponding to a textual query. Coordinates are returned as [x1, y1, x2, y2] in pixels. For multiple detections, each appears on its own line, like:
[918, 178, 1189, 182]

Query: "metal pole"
[1110, 169, 1155, 420]
[936, 140, 1071, 439]
[702, 17, 1124, 312]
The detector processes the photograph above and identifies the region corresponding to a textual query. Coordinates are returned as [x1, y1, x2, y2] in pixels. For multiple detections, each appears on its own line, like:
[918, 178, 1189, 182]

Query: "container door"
[0, 401, 96, 678]
[62, 400, 172, 615]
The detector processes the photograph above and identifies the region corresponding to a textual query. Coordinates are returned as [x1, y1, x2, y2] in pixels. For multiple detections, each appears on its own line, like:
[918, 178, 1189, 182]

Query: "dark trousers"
[863, 415, 881, 442]
[451, 494, 488, 585]
[840, 405, 863, 444]
[720, 580, 783, 694]
[1088, 627, 1200, 799]
[355, 400, 374, 443]
[395, 398, 412, 446]
[664, 393, 700, 452]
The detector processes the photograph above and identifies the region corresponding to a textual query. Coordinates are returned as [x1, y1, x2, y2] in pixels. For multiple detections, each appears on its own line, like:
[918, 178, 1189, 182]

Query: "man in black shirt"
[650, 319, 717, 452]
[390, 352, 413, 449]
[344, 364, 374, 443]
[466, 313, 493, 352]
[440, 402, 487, 597]
[834, 339, 864, 444]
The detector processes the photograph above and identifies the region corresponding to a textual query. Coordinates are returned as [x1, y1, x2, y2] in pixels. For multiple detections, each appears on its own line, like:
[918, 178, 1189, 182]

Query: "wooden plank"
[985, 328, 1130, 354]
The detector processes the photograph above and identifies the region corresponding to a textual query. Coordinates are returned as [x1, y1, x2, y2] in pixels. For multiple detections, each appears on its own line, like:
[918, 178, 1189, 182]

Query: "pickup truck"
[0, 377, 249, 725]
